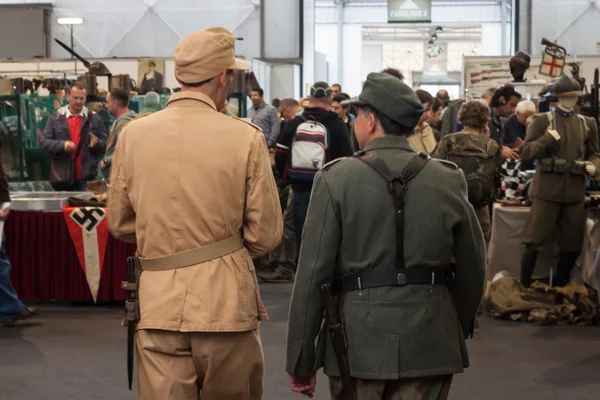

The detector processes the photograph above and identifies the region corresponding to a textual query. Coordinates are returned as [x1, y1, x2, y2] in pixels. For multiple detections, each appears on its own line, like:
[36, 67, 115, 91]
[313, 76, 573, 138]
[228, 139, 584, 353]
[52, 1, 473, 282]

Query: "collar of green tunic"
[364, 135, 415, 153]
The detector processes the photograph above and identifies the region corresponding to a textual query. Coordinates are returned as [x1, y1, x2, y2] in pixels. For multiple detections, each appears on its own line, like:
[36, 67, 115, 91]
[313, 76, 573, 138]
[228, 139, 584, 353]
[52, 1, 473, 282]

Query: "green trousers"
[329, 375, 453, 400]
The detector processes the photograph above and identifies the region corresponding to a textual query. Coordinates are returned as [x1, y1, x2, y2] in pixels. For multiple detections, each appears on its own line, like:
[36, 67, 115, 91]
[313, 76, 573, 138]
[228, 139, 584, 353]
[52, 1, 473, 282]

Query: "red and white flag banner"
[62, 206, 109, 303]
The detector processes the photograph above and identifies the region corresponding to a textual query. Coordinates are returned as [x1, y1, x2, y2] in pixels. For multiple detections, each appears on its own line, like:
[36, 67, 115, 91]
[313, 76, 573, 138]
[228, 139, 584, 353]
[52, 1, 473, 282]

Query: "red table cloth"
[7, 211, 136, 302]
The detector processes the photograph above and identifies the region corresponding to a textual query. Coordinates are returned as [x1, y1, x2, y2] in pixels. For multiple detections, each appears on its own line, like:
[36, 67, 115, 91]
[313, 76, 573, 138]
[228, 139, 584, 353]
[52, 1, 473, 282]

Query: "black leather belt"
[331, 267, 454, 295]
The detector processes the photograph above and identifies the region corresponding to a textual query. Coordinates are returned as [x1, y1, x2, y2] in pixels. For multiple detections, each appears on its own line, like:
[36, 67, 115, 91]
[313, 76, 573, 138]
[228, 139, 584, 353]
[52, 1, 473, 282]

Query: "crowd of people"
[2, 25, 594, 400]
[251, 73, 541, 283]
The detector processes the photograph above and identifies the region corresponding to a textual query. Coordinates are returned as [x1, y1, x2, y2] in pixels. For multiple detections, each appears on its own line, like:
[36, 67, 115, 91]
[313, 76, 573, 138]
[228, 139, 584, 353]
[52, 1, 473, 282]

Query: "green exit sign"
[388, 0, 432, 23]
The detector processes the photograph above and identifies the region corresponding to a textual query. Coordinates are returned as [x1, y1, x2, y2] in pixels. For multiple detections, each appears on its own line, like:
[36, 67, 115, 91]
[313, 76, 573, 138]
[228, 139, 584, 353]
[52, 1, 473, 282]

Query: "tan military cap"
[174, 27, 250, 84]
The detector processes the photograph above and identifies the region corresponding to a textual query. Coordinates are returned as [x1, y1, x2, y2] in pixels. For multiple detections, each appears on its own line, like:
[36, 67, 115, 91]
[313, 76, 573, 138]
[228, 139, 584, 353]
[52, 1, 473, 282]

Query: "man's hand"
[0, 203, 10, 221]
[99, 160, 106, 169]
[64, 140, 76, 152]
[289, 375, 316, 398]
[502, 146, 519, 160]
[586, 161, 597, 178]
[89, 134, 98, 148]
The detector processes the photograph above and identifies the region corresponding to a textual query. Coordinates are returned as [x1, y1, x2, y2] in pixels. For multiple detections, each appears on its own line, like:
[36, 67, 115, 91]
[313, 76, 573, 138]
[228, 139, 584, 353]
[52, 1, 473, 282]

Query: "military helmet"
[88, 62, 112, 76]
[552, 74, 582, 96]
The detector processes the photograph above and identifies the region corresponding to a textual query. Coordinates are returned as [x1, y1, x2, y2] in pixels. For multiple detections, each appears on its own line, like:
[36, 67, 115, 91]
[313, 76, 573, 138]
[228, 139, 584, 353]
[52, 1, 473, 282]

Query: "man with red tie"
[40, 82, 107, 191]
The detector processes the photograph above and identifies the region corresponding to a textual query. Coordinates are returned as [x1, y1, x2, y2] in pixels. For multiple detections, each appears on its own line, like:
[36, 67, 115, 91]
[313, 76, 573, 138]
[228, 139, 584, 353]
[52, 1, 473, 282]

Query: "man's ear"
[369, 113, 377, 133]
[219, 70, 229, 87]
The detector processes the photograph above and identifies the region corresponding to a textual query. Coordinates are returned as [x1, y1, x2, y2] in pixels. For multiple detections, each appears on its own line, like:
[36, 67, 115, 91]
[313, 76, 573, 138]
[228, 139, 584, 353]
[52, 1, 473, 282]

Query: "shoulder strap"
[356, 151, 431, 268]
[577, 114, 590, 135]
[546, 111, 555, 131]
[577, 114, 590, 158]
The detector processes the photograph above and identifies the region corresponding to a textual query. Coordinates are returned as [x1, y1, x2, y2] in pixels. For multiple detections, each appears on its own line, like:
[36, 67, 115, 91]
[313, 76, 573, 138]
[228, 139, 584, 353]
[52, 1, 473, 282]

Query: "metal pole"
[513, 0, 519, 53]
[500, 0, 507, 56]
[71, 24, 77, 75]
[337, 0, 344, 87]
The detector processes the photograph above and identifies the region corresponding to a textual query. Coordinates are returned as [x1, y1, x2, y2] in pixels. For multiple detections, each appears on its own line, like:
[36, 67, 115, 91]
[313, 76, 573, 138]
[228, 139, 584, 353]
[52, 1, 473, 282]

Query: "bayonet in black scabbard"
[321, 283, 353, 400]
[122, 257, 140, 391]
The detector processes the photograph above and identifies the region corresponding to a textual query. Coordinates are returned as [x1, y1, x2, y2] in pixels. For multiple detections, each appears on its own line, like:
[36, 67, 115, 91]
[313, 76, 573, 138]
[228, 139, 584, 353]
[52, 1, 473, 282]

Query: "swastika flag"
[63, 206, 109, 302]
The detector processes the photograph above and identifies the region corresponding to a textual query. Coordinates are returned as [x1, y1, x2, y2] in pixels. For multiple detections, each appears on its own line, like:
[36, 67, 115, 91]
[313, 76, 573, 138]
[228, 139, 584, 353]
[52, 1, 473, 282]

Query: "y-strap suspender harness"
[320, 149, 455, 400]
[330, 150, 454, 295]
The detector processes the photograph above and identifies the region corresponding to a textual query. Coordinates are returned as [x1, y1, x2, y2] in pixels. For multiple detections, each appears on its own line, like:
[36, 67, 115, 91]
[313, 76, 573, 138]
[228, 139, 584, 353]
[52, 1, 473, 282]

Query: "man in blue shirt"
[248, 88, 280, 147]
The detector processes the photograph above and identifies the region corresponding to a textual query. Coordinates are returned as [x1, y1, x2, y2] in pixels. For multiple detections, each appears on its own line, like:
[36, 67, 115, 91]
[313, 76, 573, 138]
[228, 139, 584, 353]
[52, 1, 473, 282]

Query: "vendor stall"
[7, 192, 136, 302]
[488, 203, 600, 289]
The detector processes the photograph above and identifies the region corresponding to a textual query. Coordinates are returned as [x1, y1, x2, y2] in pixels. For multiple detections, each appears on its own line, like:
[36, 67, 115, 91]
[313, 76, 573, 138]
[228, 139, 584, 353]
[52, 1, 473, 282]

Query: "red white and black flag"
[63, 206, 109, 302]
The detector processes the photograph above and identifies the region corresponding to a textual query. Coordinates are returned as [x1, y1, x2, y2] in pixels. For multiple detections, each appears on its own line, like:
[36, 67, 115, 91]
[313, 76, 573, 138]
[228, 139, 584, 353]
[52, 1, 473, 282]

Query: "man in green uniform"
[100, 87, 137, 180]
[286, 72, 487, 399]
[520, 75, 600, 287]
[433, 100, 502, 244]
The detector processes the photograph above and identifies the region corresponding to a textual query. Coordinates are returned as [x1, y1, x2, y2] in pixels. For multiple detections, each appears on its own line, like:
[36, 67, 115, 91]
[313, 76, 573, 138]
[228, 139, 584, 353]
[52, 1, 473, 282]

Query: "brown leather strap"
[138, 232, 243, 271]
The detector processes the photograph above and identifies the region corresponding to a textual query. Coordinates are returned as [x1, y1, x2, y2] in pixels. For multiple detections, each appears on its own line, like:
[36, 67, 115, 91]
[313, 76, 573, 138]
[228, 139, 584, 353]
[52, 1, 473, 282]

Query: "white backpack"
[287, 115, 329, 182]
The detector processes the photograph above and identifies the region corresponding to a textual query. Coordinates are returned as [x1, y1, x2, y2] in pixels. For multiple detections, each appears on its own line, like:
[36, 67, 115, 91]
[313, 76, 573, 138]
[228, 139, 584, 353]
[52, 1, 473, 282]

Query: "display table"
[488, 203, 600, 289]
[7, 211, 136, 302]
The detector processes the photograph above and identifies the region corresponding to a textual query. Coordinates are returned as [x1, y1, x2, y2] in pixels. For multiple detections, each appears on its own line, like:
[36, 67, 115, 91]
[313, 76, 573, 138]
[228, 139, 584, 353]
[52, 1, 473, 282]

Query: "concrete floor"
[1, 283, 600, 400]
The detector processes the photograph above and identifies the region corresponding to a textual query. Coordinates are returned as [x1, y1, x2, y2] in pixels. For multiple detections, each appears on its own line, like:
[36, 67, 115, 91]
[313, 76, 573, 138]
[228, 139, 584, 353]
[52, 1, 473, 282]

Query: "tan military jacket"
[409, 122, 437, 154]
[108, 91, 283, 332]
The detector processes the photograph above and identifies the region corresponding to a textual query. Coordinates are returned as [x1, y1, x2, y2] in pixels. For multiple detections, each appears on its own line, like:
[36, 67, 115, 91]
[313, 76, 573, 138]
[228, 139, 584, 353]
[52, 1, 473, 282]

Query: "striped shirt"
[248, 102, 280, 146]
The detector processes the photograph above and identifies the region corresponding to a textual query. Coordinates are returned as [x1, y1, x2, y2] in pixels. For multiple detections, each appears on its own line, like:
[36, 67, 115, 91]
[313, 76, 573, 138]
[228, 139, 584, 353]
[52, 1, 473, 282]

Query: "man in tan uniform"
[409, 89, 437, 154]
[108, 27, 282, 399]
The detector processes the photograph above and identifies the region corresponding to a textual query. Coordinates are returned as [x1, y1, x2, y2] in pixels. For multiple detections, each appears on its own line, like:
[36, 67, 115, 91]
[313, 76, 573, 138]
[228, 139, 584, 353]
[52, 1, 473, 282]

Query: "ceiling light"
[428, 39, 434, 45]
[436, 26, 443, 33]
[431, 34, 438, 41]
[58, 17, 83, 25]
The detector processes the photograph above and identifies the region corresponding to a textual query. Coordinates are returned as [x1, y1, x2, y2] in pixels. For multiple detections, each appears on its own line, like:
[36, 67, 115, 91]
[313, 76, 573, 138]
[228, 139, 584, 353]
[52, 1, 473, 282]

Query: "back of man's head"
[110, 88, 130, 108]
[480, 87, 497, 103]
[415, 89, 434, 106]
[516, 99, 536, 115]
[345, 72, 424, 139]
[144, 91, 160, 111]
[381, 68, 404, 81]
[310, 82, 332, 108]
[432, 98, 444, 113]
[279, 98, 299, 110]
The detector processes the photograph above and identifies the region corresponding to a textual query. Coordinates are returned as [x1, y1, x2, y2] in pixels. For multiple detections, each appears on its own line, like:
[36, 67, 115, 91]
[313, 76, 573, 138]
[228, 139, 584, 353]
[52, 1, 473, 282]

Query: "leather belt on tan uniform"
[137, 232, 243, 271]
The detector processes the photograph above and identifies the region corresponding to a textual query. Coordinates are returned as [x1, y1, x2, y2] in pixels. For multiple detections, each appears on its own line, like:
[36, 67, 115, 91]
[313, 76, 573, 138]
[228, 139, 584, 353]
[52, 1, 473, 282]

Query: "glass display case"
[0, 93, 171, 184]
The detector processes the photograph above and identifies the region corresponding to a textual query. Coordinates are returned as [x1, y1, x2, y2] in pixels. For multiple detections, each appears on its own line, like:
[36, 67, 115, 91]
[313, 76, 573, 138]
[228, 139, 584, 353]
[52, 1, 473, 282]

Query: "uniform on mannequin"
[519, 75, 600, 288]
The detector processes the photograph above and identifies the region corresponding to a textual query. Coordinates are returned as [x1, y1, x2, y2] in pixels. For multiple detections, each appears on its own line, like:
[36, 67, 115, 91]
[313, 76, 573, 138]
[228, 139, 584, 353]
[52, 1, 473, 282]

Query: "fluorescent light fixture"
[58, 17, 83, 25]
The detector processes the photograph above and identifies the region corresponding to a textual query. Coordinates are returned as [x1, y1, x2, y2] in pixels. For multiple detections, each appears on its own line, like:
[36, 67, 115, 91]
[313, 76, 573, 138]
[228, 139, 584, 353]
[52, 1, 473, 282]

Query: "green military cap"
[552, 74, 582, 96]
[343, 72, 424, 128]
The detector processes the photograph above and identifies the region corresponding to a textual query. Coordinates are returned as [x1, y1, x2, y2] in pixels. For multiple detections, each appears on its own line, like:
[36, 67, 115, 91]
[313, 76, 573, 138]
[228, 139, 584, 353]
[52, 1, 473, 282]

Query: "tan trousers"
[474, 205, 491, 245]
[136, 328, 264, 400]
[329, 375, 453, 400]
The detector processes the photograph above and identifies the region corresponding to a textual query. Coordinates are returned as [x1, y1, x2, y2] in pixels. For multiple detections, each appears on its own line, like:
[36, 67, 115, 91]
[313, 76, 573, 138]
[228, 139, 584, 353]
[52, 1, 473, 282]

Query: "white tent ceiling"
[43, 0, 260, 58]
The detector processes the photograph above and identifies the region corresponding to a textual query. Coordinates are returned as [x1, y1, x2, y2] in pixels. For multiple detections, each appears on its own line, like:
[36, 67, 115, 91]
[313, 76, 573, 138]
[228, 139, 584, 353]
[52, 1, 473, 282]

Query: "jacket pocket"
[245, 255, 269, 321]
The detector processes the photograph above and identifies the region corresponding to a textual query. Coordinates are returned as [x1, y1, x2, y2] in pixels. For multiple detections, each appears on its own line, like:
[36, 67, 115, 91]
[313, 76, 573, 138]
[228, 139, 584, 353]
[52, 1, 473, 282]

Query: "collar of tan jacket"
[364, 135, 415, 153]
[414, 121, 432, 135]
[166, 91, 217, 111]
